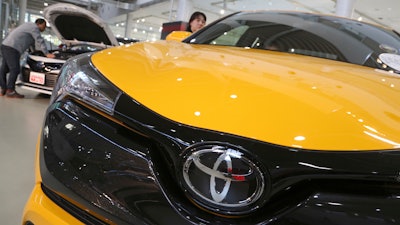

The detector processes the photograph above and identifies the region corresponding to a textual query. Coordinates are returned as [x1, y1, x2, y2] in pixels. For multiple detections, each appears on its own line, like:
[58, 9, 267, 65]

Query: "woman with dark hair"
[186, 11, 206, 33]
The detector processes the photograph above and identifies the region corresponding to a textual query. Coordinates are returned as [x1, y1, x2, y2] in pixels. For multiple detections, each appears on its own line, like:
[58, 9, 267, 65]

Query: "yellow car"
[22, 11, 400, 225]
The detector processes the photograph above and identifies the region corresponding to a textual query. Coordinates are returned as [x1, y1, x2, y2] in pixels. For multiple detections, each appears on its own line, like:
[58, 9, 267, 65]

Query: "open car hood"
[44, 3, 119, 47]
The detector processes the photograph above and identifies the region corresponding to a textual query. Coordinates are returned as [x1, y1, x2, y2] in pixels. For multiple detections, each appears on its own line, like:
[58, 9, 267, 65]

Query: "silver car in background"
[19, 3, 119, 95]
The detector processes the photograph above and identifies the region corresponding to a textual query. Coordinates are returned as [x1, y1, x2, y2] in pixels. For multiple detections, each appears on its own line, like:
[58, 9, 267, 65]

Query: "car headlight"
[27, 56, 46, 72]
[51, 53, 121, 115]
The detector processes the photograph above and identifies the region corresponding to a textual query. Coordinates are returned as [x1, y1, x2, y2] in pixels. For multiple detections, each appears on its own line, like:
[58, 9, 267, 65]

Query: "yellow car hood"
[91, 41, 400, 151]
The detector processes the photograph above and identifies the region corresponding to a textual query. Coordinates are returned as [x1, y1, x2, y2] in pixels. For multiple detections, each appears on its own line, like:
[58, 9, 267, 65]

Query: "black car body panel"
[39, 93, 400, 224]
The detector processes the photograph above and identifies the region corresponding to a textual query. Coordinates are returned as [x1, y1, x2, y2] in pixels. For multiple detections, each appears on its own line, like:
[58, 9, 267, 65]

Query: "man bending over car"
[0, 18, 55, 98]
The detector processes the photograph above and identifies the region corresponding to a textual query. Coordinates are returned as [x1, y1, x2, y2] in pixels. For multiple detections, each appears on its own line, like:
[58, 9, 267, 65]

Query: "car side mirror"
[166, 31, 192, 42]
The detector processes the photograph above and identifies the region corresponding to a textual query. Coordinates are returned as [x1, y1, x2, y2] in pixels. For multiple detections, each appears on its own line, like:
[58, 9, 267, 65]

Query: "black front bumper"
[39, 95, 400, 225]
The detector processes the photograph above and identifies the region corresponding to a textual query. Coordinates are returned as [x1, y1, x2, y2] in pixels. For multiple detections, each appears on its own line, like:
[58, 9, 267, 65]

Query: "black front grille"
[44, 72, 59, 87]
[41, 100, 168, 225]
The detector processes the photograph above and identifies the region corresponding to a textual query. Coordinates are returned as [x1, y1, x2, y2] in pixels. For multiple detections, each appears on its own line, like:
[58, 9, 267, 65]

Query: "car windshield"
[185, 11, 400, 73]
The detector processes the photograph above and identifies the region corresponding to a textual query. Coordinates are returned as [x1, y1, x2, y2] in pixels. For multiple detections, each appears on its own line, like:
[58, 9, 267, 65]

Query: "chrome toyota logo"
[181, 143, 266, 215]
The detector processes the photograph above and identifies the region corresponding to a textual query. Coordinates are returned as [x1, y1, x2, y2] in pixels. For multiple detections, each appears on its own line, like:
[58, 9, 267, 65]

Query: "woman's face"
[190, 16, 206, 33]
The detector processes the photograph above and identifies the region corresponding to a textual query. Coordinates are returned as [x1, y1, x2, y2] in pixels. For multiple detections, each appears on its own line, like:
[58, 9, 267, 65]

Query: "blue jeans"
[0, 45, 21, 90]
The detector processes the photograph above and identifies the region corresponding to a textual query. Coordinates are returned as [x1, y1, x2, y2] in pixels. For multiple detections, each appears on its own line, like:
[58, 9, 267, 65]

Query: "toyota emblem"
[181, 143, 267, 215]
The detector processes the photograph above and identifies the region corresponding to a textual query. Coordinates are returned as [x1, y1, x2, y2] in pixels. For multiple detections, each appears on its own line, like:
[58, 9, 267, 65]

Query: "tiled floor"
[0, 87, 50, 225]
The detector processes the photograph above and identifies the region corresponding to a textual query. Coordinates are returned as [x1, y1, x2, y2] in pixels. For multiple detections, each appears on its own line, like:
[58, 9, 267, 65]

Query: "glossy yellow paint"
[91, 41, 400, 150]
[166, 31, 192, 41]
[21, 184, 84, 225]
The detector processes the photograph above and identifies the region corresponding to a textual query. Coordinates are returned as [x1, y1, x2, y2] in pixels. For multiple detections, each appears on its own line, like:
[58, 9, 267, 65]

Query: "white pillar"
[176, 0, 193, 21]
[18, 0, 27, 25]
[125, 12, 134, 37]
[0, 0, 3, 41]
[335, 0, 356, 18]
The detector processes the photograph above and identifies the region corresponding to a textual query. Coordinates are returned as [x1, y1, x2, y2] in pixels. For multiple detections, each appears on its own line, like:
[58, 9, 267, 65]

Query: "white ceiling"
[26, 0, 400, 41]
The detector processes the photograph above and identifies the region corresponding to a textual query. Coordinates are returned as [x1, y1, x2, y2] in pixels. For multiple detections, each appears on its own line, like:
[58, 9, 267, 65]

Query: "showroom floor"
[0, 87, 50, 224]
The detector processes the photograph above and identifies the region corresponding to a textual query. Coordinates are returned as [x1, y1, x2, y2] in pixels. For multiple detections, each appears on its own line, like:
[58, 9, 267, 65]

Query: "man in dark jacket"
[0, 18, 55, 98]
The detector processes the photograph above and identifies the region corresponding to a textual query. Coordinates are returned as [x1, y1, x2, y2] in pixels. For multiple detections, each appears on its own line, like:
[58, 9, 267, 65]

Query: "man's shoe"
[0, 89, 5, 96]
[5, 89, 24, 98]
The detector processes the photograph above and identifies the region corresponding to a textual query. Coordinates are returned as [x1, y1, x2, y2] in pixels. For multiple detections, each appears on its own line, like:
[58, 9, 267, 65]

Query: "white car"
[19, 3, 119, 95]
